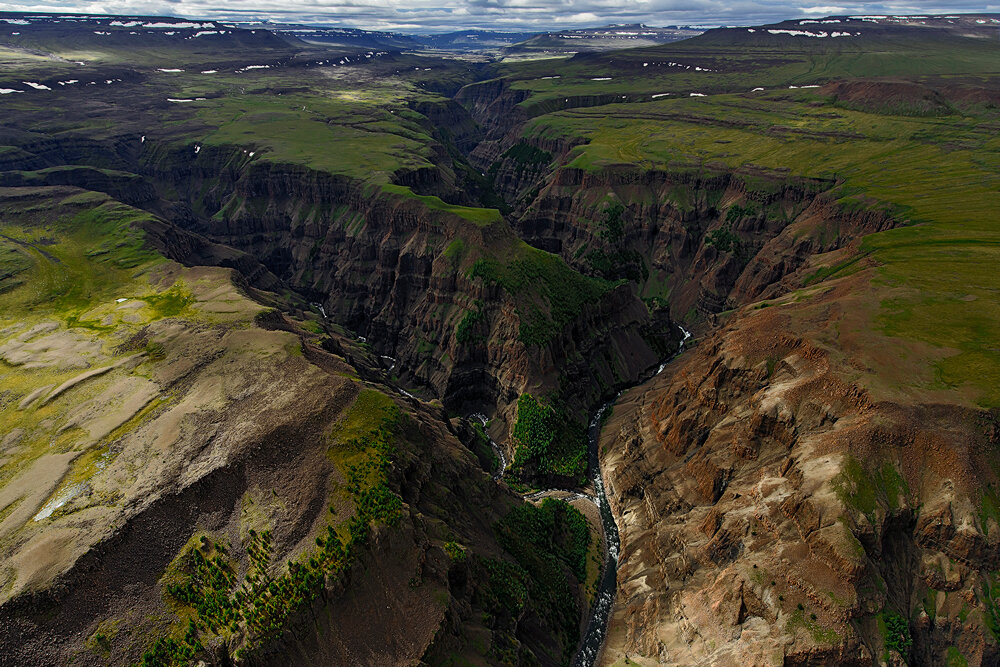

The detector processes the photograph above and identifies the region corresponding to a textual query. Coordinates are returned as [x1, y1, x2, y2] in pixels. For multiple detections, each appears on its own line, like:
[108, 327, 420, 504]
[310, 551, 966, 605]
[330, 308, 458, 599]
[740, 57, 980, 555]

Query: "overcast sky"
[2, 1, 998, 32]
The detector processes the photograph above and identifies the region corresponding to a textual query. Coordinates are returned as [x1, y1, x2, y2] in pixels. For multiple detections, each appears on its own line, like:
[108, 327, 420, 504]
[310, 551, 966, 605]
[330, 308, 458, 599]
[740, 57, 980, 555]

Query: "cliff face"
[515, 166, 899, 323]
[596, 272, 1000, 666]
[131, 142, 670, 446]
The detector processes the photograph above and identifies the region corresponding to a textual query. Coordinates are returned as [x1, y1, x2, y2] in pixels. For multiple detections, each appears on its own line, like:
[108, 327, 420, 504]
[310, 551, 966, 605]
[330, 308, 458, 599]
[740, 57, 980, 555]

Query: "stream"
[379, 315, 690, 665]
[572, 324, 691, 667]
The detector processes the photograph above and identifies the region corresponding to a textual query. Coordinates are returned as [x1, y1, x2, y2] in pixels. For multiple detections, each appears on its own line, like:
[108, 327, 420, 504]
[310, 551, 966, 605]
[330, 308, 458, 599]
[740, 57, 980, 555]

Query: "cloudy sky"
[2, 0, 998, 32]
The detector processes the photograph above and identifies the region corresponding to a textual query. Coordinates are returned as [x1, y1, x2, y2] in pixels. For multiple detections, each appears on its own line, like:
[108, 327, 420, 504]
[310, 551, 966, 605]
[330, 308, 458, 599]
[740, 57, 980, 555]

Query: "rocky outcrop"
[596, 273, 1000, 666]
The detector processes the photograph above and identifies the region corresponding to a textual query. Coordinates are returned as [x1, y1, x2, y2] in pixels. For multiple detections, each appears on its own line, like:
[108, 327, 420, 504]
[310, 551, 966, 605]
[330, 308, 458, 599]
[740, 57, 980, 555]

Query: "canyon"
[0, 10, 999, 667]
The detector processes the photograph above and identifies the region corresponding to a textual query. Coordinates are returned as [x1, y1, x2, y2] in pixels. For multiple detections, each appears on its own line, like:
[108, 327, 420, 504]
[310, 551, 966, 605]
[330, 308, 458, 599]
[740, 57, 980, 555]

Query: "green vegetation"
[519, 81, 1000, 405]
[444, 541, 467, 562]
[705, 226, 742, 256]
[381, 184, 501, 225]
[469, 246, 614, 346]
[492, 29, 1000, 111]
[599, 202, 625, 243]
[511, 394, 587, 483]
[142, 391, 403, 662]
[978, 483, 1000, 534]
[947, 646, 969, 667]
[879, 609, 912, 656]
[832, 456, 909, 523]
[785, 607, 840, 644]
[983, 572, 1000, 642]
[725, 204, 756, 223]
[488, 141, 553, 180]
[479, 498, 591, 664]
[455, 304, 486, 344]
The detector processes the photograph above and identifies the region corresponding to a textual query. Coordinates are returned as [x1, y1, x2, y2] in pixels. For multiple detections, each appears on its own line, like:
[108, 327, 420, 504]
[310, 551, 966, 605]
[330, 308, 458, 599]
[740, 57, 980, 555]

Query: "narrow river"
[573, 325, 690, 667]
[401, 319, 690, 666]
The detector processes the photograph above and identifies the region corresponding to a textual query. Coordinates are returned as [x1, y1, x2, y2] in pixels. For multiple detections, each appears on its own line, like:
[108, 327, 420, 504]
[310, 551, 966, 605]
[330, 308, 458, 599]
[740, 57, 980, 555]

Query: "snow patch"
[142, 22, 214, 29]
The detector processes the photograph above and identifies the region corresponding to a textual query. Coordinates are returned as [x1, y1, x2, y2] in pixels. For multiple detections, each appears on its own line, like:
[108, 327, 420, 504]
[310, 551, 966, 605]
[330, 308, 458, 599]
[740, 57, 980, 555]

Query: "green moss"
[381, 184, 501, 225]
[329, 389, 399, 447]
[785, 607, 840, 644]
[946, 646, 969, 667]
[143, 286, 194, 319]
[442, 239, 467, 267]
[832, 456, 909, 521]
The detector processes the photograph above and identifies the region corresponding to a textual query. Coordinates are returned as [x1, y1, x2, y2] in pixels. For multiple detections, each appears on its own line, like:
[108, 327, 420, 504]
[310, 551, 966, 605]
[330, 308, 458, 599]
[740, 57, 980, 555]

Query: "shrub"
[883, 610, 912, 655]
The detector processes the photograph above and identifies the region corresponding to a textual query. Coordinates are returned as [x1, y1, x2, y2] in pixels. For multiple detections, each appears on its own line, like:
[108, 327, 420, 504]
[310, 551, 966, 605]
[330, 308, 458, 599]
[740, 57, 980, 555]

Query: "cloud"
[799, 5, 848, 12]
[0, 0, 995, 32]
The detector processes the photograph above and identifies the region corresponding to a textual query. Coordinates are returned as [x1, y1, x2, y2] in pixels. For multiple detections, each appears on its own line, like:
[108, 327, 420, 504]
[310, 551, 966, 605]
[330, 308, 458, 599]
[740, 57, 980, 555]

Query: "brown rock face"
[596, 275, 1000, 666]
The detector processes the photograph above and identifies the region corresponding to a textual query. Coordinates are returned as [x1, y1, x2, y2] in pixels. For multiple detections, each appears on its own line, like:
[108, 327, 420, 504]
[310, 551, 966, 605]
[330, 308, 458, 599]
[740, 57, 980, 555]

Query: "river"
[572, 325, 690, 667]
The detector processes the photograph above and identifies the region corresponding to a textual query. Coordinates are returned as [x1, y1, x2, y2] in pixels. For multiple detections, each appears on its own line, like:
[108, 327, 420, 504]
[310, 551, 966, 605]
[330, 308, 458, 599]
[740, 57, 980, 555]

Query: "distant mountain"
[0, 11, 295, 52]
[503, 23, 704, 57]
[695, 13, 1000, 47]
[411, 30, 541, 51]
[244, 23, 422, 50]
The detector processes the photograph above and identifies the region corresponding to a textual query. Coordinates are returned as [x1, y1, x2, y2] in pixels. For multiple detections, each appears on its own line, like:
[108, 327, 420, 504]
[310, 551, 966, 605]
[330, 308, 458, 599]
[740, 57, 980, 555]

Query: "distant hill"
[694, 13, 1000, 47]
[503, 24, 704, 58]
[0, 11, 297, 57]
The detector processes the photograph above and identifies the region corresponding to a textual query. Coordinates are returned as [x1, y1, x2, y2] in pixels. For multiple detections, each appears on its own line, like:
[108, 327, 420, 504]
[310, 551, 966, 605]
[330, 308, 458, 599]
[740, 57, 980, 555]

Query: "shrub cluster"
[140, 409, 403, 664]
[511, 394, 587, 483]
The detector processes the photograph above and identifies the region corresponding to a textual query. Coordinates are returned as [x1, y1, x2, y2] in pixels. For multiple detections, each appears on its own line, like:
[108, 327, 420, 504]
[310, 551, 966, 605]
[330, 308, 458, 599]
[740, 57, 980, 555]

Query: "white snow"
[591, 77, 613, 81]
[167, 98, 195, 103]
[652, 93, 671, 98]
[690, 92, 706, 97]
[157, 68, 184, 73]
[1, 19, 29, 25]
[0, 89, 23, 95]
[201, 70, 218, 74]
[22, 81, 51, 90]
[540, 76, 561, 79]
[751, 87, 765, 92]
[142, 22, 214, 29]
[193, 31, 219, 37]
[194, 145, 201, 154]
